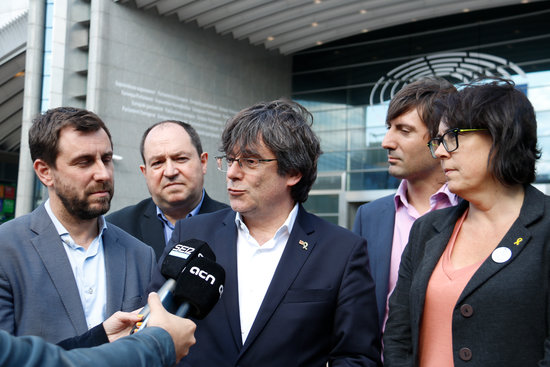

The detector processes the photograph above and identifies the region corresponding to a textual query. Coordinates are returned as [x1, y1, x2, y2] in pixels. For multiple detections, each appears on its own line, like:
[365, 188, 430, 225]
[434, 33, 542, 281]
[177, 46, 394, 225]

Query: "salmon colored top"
[418, 209, 485, 367]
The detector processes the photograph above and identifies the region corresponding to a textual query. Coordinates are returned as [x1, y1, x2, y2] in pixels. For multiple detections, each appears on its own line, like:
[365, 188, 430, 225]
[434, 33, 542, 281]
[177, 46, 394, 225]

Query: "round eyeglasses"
[215, 156, 277, 172]
[427, 128, 488, 159]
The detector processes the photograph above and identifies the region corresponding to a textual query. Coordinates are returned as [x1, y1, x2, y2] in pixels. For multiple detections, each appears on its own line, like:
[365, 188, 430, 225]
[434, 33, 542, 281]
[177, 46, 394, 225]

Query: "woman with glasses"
[383, 79, 550, 367]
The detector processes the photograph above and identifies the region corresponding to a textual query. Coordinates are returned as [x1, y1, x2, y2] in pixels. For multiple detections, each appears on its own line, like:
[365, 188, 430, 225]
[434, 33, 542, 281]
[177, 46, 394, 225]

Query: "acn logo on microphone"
[190, 266, 216, 285]
[169, 244, 196, 259]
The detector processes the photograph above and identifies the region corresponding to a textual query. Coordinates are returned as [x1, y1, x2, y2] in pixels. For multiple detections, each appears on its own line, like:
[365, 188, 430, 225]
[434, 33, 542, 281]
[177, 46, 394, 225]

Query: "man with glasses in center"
[149, 99, 381, 366]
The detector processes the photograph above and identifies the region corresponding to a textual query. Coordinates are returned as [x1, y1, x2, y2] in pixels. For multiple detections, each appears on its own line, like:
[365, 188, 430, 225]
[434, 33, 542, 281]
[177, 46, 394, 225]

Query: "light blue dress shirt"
[45, 199, 108, 329]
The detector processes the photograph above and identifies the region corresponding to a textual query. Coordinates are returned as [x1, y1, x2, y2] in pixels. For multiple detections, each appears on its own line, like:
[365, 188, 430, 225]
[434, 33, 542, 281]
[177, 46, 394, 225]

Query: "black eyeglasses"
[215, 156, 277, 172]
[427, 128, 488, 159]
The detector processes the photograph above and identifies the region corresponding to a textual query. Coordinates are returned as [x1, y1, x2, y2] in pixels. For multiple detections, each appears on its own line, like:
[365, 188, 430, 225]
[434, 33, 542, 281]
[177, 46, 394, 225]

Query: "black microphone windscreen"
[161, 239, 216, 280]
[174, 256, 225, 320]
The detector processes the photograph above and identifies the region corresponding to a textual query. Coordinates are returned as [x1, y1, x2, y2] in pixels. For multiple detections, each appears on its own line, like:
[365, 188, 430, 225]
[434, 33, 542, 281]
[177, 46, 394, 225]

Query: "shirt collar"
[234, 203, 299, 241]
[394, 180, 458, 210]
[156, 189, 206, 226]
[44, 199, 108, 244]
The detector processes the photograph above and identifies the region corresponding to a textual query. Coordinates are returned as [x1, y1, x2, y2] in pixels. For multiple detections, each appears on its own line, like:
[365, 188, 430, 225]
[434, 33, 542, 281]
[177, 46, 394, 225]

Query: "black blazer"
[149, 205, 382, 366]
[106, 192, 228, 259]
[384, 185, 550, 367]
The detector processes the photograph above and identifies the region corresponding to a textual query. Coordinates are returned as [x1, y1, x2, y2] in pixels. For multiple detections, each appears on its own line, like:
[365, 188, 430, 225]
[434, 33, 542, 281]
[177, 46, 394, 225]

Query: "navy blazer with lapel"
[106, 192, 228, 260]
[151, 205, 382, 366]
[0, 204, 156, 344]
[384, 185, 550, 366]
[353, 194, 395, 330]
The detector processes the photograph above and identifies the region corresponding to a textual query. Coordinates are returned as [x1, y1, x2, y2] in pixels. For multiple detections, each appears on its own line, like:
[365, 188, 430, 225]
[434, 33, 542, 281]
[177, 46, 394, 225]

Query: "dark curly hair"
[221, 99, 322, 203]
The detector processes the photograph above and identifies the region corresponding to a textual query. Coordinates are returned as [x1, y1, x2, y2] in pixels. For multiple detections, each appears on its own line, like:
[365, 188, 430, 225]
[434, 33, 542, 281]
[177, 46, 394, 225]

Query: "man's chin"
[387, 167, 405, 179]
[88, 199, 111, 216]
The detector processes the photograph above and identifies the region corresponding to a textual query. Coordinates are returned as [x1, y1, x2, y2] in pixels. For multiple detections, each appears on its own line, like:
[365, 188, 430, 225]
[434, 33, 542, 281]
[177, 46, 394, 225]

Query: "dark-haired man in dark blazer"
[107, 120, 227, 260]
[150, 100, 381, 366]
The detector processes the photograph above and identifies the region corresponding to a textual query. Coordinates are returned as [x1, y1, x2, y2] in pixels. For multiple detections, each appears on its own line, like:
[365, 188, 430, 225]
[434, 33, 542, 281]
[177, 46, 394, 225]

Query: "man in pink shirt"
[353, 77, 458, 334]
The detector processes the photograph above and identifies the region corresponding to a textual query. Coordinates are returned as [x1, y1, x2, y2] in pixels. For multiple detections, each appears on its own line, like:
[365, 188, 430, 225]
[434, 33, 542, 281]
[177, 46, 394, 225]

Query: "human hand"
[147, 292, 197, 362]
[103, 310, 142, 342]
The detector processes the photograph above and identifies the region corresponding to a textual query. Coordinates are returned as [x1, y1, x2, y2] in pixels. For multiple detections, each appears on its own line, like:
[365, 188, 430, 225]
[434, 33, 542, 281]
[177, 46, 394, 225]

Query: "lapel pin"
[491, 247, 512, 264]
[514, 237, 523, 246]
[299, 240, 308, 250]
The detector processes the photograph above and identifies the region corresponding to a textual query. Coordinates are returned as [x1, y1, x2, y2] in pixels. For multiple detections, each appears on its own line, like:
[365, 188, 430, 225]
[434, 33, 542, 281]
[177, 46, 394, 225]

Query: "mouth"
[90, 190, 111, 198]
[227, 188, 245, 195]
[387, 155, 400, 164]
[164, 182, 184, 188]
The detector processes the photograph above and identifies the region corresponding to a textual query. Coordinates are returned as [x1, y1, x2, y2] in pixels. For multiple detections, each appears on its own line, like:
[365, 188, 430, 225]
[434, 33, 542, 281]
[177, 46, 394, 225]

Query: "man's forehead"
[58, 126, 112, 153]
[389, 108, 424, 126]
[144, 124, 194, 155]
[229, 140, 272, 157]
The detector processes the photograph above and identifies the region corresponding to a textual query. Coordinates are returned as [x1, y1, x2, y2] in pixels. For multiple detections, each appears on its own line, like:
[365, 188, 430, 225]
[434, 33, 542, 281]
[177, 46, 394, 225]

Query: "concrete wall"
[86, 1, 291, 211]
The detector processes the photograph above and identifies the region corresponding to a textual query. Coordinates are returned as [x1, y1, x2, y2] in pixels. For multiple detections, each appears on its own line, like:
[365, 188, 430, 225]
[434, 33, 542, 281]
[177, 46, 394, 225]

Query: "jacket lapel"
[140, 199, 165, 259]
[29, 205, 88, 335]
[370, 197, 395, 322]
[215, 210, 243, 351]
[103, 229, 126, 317]
[240, 205, 315, 354]
[409, 202, 465, 327]
[457, 185, 542, 304]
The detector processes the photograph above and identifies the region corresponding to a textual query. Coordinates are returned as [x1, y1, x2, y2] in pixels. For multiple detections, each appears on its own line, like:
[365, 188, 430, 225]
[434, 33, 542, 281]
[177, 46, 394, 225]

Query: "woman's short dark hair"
[442, 78, 541, 185]
[221, 99, 322, 203]
[29, 107, 112, 167]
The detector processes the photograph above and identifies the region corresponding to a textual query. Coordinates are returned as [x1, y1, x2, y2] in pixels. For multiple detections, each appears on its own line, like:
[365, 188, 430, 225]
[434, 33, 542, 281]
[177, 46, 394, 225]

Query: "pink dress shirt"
[383, 180, 458, 331]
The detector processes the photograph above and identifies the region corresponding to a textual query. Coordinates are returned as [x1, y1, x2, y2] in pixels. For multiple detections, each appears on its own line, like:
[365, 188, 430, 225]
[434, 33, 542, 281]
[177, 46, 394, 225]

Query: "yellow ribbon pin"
[514, 238, 523, 246]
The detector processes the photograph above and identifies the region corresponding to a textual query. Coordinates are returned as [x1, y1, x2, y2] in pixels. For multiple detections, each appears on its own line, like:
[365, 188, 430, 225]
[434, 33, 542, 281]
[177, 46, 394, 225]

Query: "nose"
[434, 142, 449, 159]
[163, 159, 178, 177]
[94, 159, 112, 182]
[381, 129, 395, 150]
[226, 159, 243, 181]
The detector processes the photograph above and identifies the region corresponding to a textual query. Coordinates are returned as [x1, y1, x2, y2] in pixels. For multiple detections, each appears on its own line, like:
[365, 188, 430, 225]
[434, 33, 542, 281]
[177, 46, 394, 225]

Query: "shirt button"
[87, 287, 94, 294]
[460, 304, 474, 317]
[459, 347, 472, 361]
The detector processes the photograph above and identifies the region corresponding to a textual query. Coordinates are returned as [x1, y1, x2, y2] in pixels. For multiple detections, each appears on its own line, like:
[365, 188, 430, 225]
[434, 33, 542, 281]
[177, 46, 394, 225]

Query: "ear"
[286, 170, 303, 188]
[33, 159, 54, 187]
[200, 152, 208, 175]
[139, 164, 146, 176]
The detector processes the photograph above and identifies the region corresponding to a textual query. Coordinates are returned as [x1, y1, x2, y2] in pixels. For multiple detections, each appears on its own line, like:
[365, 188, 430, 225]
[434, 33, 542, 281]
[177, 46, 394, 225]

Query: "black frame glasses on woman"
[215, 155, 278, 172]
[427, 128, 488, 159]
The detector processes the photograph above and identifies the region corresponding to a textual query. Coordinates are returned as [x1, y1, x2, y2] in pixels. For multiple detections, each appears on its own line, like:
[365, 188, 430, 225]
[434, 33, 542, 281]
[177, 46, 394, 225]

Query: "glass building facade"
[293, 2, 550, 228]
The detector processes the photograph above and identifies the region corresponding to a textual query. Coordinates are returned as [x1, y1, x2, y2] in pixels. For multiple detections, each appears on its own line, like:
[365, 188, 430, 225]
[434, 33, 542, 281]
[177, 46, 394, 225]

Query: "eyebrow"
[69, 151, 112, 163]
[148, 150, 191, 161]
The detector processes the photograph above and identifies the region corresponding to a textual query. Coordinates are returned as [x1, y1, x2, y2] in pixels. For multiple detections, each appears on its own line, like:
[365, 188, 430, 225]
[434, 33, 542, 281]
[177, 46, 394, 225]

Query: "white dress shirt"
[236, 203, 298, 344]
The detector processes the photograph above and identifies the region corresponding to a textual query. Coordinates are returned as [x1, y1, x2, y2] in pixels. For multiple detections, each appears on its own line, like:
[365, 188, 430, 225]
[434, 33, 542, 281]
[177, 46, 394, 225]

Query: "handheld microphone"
[173, 256, 225, 320]
[132, 239, 215, 333]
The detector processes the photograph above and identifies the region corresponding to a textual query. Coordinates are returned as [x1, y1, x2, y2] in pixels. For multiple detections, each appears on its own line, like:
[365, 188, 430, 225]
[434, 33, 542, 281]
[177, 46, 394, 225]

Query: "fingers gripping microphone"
[173, 256, 225, 320]
[132, 239, 215, 333]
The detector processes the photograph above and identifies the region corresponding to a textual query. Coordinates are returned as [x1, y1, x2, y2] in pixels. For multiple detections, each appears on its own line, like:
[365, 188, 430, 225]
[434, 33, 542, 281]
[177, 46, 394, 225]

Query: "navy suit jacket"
[0, 204, 156, 343]
[353, 194, 395, 330]
[150, 205, 382, 366]
[384, 185, 550, 366]
[106, 192, 228, 259]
